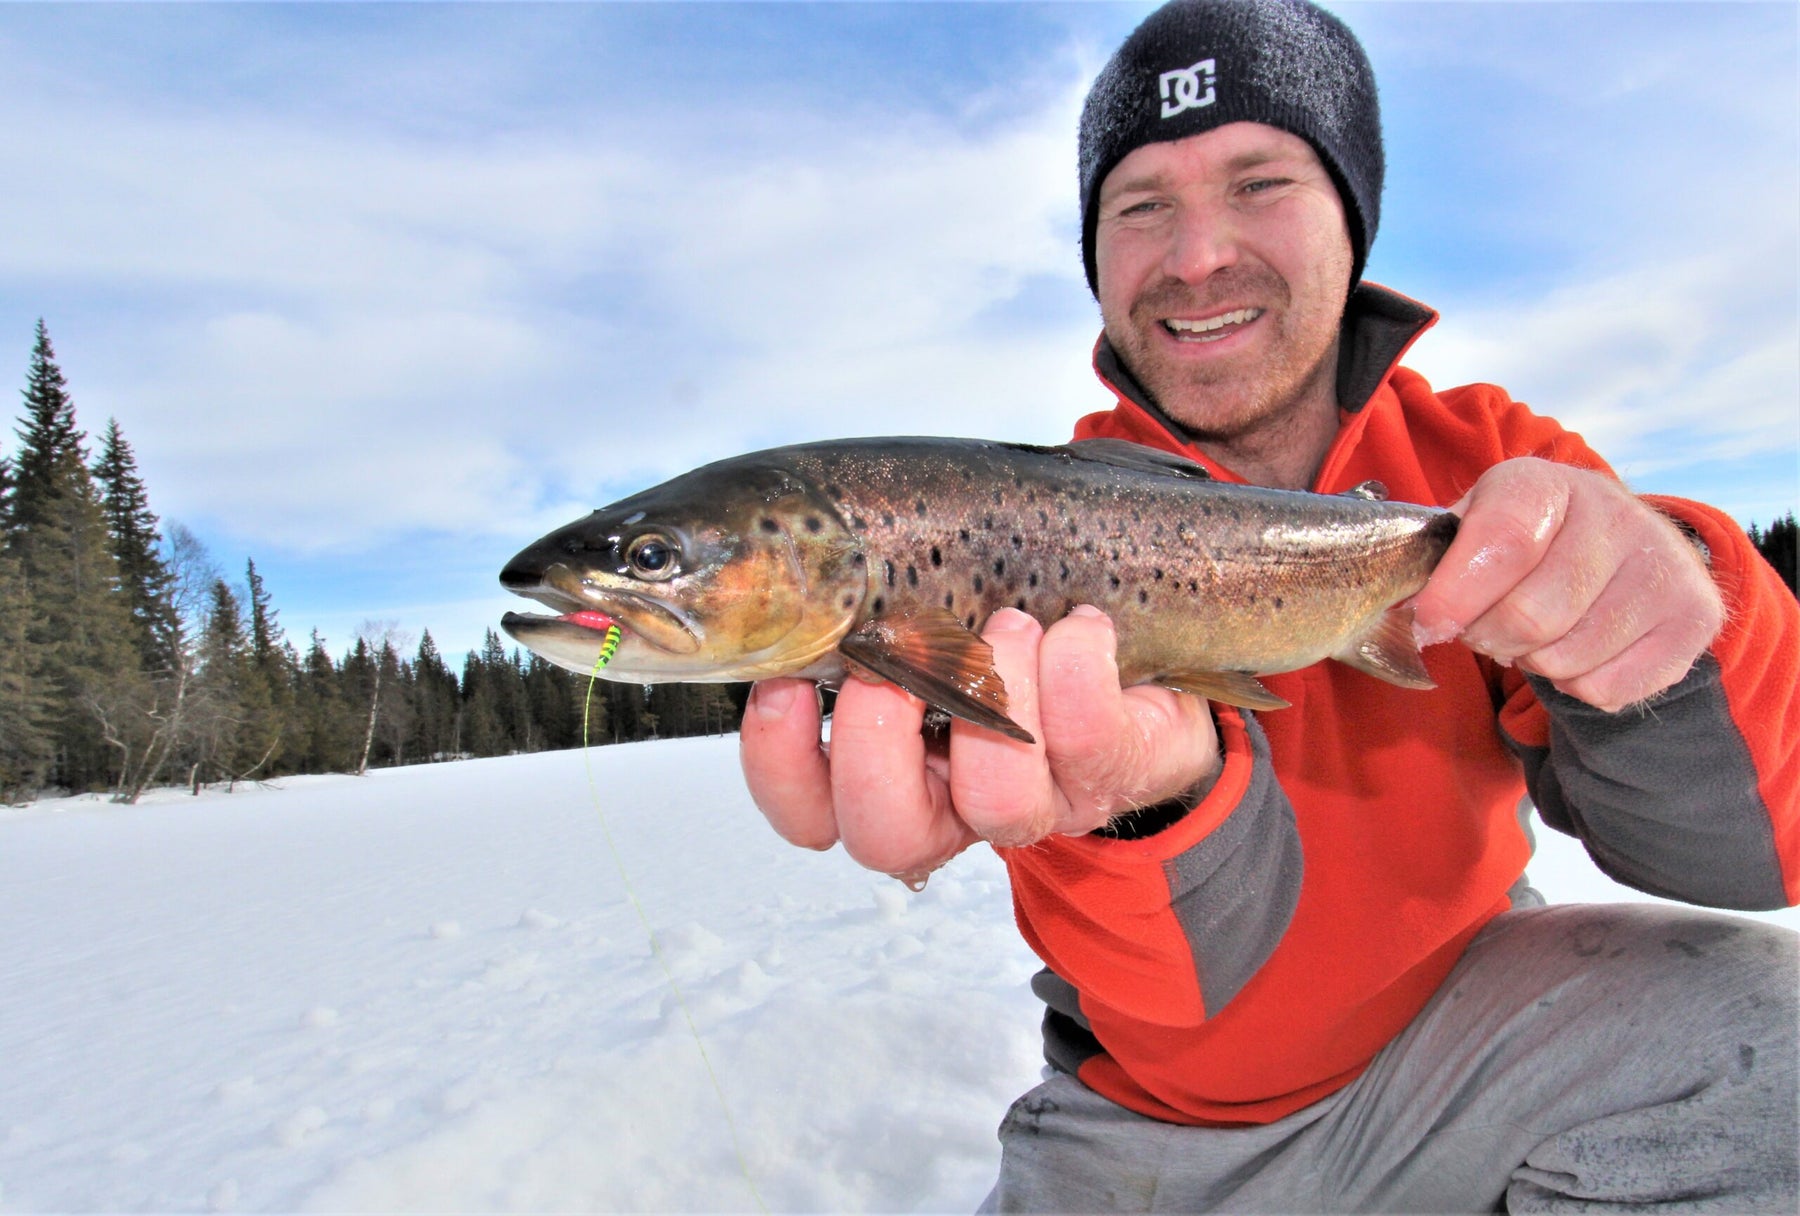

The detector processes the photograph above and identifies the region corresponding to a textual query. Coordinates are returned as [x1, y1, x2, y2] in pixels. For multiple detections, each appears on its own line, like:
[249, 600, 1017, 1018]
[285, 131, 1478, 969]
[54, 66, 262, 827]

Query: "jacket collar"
[1092, 282, 1438, 439]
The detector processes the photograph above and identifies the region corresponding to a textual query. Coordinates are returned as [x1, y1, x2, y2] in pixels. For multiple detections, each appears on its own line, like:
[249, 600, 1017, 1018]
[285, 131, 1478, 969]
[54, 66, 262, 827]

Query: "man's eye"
[1242, 178, 1289, 196]
[1118, 199, 1163, 217]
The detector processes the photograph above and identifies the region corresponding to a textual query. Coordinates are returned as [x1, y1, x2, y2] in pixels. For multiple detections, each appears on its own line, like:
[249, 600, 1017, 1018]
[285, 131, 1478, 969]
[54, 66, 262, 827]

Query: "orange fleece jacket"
[1000, 285, 1800, 1126]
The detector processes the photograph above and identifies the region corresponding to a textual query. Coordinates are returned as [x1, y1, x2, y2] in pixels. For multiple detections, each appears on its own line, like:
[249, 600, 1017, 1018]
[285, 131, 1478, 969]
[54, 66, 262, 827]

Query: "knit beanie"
[1078, 0, 1384, 293]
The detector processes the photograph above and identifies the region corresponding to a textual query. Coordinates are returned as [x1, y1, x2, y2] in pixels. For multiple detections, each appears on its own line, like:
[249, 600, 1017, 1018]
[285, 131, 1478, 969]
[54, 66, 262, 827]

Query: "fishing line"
[581, 626, 770, 1215]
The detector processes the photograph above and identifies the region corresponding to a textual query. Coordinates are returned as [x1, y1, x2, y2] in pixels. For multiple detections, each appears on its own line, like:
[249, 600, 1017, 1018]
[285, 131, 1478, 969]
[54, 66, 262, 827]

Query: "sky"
[0, 1, 1794, 663]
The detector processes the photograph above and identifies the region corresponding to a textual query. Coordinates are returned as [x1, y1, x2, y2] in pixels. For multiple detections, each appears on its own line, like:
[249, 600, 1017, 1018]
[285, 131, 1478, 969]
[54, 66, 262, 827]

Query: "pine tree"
[242, 559, 294, 773]
[294, 630, 355, 774]
[1750, 513, 1797, 595]
[410, 631, 460, 761]
[93, 418, 180, 671]
[189, 578, 252, 790]
[9, 321, 86, 536]
[0, 548, 52, 800]
[8, 320, 141, 791]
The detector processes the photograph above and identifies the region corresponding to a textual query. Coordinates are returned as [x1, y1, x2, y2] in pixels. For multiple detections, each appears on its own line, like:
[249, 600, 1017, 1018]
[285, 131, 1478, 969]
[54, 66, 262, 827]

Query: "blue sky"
[1, 1, 1794, 663]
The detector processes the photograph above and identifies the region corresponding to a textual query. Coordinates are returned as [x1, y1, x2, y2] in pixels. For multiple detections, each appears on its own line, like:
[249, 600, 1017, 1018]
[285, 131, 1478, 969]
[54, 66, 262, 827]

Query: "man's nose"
[1163, 202, 1241, 283]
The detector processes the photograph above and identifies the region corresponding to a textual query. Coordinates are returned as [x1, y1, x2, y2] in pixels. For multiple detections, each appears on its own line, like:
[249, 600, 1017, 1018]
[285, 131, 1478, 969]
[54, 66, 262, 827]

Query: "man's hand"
[1412, 458, 1723, 713]
[739, 605, 1220, 880]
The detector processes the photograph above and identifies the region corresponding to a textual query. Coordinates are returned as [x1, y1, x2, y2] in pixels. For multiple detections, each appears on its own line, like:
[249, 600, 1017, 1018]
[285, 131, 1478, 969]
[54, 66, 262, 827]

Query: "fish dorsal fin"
[1155, 669, 1290, 712]
[1063, 439, 1215, 482]
[1334, 602, 1435, 690]
[1340, 479, 1389, 502]
[837, 608, 1035, 743]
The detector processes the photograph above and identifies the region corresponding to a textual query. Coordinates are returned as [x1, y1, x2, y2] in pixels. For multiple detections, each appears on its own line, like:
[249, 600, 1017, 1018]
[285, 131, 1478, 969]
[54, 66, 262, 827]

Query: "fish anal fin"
[1155, 669, 1290, 711]
[837, 609, 1035, 744]
[1335, 602, 1436, 690]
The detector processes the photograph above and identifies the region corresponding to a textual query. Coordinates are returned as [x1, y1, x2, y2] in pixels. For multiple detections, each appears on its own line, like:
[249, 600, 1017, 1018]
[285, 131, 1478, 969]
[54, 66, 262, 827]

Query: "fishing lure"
[595, 621, 622, 670]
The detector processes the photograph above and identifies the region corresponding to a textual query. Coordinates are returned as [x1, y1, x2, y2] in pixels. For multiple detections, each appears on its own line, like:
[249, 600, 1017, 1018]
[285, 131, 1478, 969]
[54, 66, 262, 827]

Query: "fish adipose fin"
[1334, 602, 1436, 689]
[1340, 479, 1389, 501]
[1155, 669, 1290, 711]
[838, 609, 1035, 744]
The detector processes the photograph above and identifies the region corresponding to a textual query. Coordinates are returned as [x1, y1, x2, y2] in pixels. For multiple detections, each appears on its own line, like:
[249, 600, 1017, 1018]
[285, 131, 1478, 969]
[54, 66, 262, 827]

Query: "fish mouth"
[502, 563, 701, 656]
[1161, 306, 1265, 343]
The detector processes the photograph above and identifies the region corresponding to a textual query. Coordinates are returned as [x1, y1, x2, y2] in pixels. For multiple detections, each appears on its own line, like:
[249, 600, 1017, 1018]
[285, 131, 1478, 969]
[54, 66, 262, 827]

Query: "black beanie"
[1078, 0, 1384, 294]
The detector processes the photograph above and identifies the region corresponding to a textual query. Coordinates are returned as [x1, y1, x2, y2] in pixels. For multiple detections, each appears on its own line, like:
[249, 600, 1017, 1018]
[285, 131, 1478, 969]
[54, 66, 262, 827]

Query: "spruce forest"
[1, 322, 747, 803]
[3, 322, 1796, 804]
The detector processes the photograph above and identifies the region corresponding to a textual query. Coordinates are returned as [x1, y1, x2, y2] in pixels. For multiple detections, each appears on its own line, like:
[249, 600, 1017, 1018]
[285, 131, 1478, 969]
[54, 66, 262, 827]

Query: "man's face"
[1094, 122, 1354, 440]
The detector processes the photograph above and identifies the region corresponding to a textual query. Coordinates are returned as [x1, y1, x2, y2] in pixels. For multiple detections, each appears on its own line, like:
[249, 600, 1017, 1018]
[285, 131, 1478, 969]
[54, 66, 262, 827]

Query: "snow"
[1, 736, 1794, 1213]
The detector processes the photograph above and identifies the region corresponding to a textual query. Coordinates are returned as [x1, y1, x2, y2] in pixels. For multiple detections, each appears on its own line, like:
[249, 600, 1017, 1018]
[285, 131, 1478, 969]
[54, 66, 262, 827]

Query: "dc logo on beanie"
[1159, 59, 1216, 119]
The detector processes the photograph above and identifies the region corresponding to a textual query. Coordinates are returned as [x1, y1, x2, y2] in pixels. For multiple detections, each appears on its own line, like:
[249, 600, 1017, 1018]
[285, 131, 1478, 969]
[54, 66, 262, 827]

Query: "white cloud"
[1407, 231, 1799, 511]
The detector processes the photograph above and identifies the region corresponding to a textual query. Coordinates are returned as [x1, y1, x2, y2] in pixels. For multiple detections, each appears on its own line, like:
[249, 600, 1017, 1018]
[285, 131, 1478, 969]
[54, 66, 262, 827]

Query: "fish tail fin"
[1335, 602, 1436, 690]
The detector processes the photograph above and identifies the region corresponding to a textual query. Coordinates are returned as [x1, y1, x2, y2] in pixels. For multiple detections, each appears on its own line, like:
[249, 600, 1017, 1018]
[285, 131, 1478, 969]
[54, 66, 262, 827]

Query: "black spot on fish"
[759, 517, 781, 534]
[930, 546, 943, 568]
[1059, 562, 1070, 581]
[852, 553, 866, 566]
[965, 613, 976, 629]
[1247, 593, 1257, 605]
[915, 499, 927, 517]
[1015, 597, 1027, 611]
[881, 512, 895, 528]
[993, 558, 1005, 577]
[1153, 568, 1165, 581]
[1011, 534, 1023, 550]
[872, 596, 885, 615]
[1200, 504, 1212, 518]
[841, 593, 857, 610]
[1273, 596, 1284, 610]
[973, 575, 984, 593]
[1028, 573, 1038, 588]
[825, 484, 843, 499]
[959, 528, 971, 543]
[1109, 575, 1121, 590]
[884, 561, 896, 587]
[852, 514, 868, 530]
[1137, 590, 1148, 605]
[993, 489, 1005, 507]
[1037, 509, 1049, 526]
[1188, 580, 1198, 593]
[944, 592, 955, 609]
[805, 516, 823, 534]
[907, 565, 918, 587]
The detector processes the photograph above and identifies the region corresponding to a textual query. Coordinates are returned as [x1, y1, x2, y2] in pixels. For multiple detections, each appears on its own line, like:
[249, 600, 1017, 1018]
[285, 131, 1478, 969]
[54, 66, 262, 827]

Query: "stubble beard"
[1106, 266, 1339, 446]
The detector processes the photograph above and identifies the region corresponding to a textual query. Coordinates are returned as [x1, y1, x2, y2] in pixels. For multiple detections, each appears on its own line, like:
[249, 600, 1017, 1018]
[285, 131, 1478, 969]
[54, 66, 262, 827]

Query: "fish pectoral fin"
[1155, 669, 1290, 711]
[837, 610, 1036, 744]
[1334, 602, 1436, 690]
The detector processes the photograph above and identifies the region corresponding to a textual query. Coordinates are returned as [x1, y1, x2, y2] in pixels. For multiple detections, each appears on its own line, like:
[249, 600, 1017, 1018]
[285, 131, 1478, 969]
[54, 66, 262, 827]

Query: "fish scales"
[779, 440, 1445, 684]
[499, 436, 1459, 738]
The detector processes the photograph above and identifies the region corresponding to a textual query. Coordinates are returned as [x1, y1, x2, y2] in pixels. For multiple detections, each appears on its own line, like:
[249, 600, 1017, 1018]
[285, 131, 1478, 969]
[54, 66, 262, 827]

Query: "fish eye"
[625, 533, 680, 581]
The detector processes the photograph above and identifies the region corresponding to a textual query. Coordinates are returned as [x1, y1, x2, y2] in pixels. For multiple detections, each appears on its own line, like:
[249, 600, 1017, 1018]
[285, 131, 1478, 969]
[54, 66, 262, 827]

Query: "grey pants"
[980, 903, 1798, 1213]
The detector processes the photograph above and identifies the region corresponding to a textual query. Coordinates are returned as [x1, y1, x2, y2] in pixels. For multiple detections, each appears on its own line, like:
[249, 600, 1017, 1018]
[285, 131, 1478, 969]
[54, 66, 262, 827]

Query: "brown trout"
[499, 437, 1458, 743]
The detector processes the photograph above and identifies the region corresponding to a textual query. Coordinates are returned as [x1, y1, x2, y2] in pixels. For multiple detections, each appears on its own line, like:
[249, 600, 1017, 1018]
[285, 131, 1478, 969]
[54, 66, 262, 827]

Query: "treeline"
[4, 321, 1797, 803]
[1, 321, 747, 804]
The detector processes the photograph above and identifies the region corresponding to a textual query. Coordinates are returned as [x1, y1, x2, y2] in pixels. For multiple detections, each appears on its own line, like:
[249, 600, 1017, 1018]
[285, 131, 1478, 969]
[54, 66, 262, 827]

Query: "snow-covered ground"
[2, 736, 1794, 1213]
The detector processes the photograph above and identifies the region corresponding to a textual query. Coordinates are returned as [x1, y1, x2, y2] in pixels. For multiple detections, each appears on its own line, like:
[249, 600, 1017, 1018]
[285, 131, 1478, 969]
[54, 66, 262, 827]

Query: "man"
[741, 0, 1800, 1209]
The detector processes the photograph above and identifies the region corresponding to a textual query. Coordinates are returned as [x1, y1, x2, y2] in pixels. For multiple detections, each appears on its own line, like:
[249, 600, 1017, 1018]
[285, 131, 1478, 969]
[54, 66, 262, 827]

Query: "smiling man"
[740, 0, 1800, 1210]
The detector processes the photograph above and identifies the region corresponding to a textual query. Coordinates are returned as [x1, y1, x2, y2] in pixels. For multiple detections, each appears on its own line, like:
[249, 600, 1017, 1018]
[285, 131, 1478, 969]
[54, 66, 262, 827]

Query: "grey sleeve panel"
[1507, 656, 1789, 911]
[1031, 968, 1104, 1077]
[1162, 710, 1304, 1018]
[1030, 715, 1302, 1075]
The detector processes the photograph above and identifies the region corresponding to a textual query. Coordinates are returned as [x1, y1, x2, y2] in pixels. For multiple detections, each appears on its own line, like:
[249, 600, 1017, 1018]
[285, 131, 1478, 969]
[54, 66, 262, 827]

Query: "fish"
[499, 437, 1459, 744]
